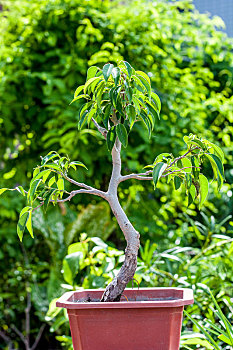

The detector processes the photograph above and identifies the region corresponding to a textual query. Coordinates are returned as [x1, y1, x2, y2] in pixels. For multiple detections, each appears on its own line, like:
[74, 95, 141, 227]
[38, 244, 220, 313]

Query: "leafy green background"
[0, 0, 232, 349]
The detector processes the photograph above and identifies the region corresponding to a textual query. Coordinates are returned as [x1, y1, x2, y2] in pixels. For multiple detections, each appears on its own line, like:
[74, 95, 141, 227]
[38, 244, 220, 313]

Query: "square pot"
[56, 287, 193, 350]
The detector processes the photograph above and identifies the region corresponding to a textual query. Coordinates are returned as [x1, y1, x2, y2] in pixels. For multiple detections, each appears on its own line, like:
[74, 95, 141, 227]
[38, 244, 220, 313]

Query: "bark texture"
[101, 139, 140, 302]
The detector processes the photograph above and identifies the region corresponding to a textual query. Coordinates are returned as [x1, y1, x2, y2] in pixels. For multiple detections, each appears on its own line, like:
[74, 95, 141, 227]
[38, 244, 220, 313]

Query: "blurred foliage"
[0, 0, 233, 348]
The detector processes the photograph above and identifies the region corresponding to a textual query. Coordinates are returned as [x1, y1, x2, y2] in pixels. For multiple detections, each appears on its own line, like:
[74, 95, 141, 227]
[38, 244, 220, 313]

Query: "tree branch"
[11, 325, 27, 347]
[107, 138, 122, 197]
[32, 188, 107, 213]
[119, 170, 153, 183]
[31, 324, 46, 350]
[91, 117, 107, 139]
[0, 331, 14, 349]
[166, 147, 199, 169]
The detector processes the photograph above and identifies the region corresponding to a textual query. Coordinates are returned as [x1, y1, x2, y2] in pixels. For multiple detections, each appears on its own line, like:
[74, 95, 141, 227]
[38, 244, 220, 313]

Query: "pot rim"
[56, 287, 194, 309]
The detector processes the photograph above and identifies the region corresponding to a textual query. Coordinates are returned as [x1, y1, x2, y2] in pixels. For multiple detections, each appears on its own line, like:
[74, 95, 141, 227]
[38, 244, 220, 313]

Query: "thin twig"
[11, 325, 27, 346]
[166, 147, 200, 169]
[31, 324, 46, 350]
[25, 291, 31, 348]
[91, 117, 107, 139]
[0, 331, 14, 349]
[32, 188, 107, 213]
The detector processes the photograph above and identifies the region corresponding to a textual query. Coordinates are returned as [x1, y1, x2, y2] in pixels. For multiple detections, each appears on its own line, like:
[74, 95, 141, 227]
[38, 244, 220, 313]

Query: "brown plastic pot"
[56, 287, 193, 350]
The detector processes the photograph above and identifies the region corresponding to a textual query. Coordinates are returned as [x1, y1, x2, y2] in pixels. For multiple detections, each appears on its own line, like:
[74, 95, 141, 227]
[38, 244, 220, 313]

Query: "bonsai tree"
[0, 61, 225, 302]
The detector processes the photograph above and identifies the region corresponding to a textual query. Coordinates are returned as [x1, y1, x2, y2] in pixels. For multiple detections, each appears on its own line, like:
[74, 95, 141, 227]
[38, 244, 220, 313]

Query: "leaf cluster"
[71, 61, 161, 151]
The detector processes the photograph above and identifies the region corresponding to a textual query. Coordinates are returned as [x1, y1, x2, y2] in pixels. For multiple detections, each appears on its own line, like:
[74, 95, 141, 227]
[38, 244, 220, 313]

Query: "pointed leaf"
[116, 124, 128, 148]
[26, 210, 34, 238]
[123, 61, 133, 78]
[17, 207, 32, 241]
[151, 92, 161, 114]
[112, 67, 121, 86]
[174, 176, 182, 190]
[87, 66, 99, 81]
[107, 126, 116, 152]
[199, 174, 209, 209]
[102, 63, 114, 82]
[152, 162, 167, 188]
[15, 186, 26, 196]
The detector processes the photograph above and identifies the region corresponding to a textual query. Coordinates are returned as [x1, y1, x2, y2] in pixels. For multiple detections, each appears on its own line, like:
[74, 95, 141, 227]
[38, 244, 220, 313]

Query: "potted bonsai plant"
[1, 61, 225, 349]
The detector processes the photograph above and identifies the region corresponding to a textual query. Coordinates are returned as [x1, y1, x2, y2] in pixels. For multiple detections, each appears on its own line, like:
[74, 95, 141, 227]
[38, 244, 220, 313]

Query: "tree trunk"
[101, 197, 140, 302]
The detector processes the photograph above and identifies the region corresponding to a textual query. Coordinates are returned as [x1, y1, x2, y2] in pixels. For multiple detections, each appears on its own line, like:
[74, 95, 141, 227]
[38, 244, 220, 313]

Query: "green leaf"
[188, 184, 196, 206]
[151, 91, 161, 114]
[70, 94, 89, 104]
[218, 334, 232, 345]
[17, 207, 32, 241]
[181, 158, 192, 172]
[41, 152, 58, 165]
[199, 174, 209, 209]
[102, 104, 111, 129]
[184, 311, 221, 350]
[87, 66, 99, 81]
[57, 178, 64, 198]
[109, 86, 121, 108]
[84, 77, 102, 94]
[191, 156, 200, 180]
[174, 176, 182, 190]
[74, 85, 84, 98]
[136, 73, 151, 96]
[15, 186, 26, 196]
[107, 126, 116, 152]
[207, 141, 224, 162]
[26, 210, 34, 238]
[102, 63, 114, 82]
[111, 67, 121, 86]
[185, 173, 192, 189]
[124, 82, 133, 103]
[126, 104, 136, 129]
[140, 110, 152, 138]
[44, 189, 57, 212]
[116, 124, 128, 148]
[205, 153, 224, 189]
[43, 163, 61, 171]
[123, 61, 133, 78]
[206, 154, 224, 178]
[48, 176, 56, 187]
[0, 188, 10, 196]
[152, 162, 167, 188]
[146, 101, 159, 124]
[70, 161, 88, 170]
[29, 179, 42, 202]
[63, 252, 83, 285]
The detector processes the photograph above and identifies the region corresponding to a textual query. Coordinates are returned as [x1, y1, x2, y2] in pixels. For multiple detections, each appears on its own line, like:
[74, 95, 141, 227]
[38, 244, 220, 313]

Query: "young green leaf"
[174, 176, 182, 190]
[48, 176, 56, 187]
[123, 61, 133, 78]
[70, 161, 88, 170]
[102, 63, 114, 82]
[17, 207, 32, 241]
[188, 184, 196, 206]
[87, 66, 99, 81]
[15, 186, 26, 196]
[140, 110, 152, 138]
[107, 126, 116, 152]
[152, 162, 167, 188]
[74, 85, 84, 98]
[151, 91, 161, 114]
[116, 124, 128, 148]
[199, 174, 209, 209]
[181, 158, 192, 172]
[26, 210, 34, 238]
[112, 67, 121, 86]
